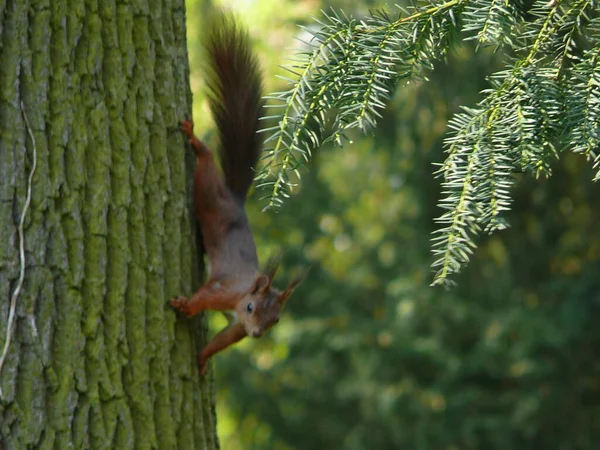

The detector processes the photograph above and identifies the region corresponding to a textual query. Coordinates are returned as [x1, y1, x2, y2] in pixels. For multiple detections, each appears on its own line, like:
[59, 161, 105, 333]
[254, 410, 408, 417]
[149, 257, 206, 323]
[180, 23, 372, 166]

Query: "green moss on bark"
[0, 0, 217, 448]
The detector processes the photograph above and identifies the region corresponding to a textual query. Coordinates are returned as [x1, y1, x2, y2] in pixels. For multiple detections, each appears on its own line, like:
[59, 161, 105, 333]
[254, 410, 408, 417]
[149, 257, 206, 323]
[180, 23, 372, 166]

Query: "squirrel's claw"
[198, 353, 208, 375]
[180, 119, 194, 136]
[170, 296, 194, 317]
[179, 119, 204, 152]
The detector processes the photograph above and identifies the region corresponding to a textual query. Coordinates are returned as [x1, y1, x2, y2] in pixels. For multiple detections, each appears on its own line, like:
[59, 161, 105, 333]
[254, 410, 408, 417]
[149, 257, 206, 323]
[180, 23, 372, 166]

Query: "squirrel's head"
[236, 258, 306, 338]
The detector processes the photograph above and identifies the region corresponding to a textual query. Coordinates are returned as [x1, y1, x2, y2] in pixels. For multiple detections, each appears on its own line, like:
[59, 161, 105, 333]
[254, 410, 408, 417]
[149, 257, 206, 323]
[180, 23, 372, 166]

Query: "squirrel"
[171, 12, 305, 375]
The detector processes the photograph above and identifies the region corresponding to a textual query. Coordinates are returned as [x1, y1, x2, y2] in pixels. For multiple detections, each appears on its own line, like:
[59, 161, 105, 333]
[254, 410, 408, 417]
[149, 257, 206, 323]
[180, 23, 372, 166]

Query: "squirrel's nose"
[252, 330, 261, 338]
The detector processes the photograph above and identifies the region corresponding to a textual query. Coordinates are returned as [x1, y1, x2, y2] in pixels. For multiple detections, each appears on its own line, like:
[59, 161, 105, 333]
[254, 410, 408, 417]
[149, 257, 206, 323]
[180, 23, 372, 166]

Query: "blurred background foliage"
[185, 0, 600, 448]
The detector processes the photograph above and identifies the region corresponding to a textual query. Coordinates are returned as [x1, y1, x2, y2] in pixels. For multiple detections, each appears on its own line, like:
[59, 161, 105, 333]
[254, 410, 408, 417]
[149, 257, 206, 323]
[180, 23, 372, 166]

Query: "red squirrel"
[171, 12, 305, 375]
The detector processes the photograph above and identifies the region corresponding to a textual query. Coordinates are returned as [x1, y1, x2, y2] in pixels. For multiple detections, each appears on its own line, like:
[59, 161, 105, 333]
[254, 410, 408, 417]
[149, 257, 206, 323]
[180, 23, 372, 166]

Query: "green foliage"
[257, 0, 600, 286]
[220, 92, 600, 450]
[221, 128, 600, 449]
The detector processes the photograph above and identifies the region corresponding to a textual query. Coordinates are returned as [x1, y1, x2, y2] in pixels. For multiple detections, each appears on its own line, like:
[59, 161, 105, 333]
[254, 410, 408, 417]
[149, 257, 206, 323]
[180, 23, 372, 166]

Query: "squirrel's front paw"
[170, 296, 194, 317]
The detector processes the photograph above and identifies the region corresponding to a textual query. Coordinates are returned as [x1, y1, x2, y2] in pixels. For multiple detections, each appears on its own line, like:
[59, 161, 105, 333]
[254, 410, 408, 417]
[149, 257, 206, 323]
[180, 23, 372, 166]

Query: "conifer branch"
[258, 0, 600, 286]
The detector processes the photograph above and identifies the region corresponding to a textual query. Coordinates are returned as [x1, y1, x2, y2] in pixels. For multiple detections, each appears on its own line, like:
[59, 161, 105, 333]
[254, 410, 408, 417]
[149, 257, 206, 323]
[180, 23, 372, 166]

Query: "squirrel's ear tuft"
[263, 253, 282, 281]
[278, 268, 309, 305]
[252, 274, 270, 294]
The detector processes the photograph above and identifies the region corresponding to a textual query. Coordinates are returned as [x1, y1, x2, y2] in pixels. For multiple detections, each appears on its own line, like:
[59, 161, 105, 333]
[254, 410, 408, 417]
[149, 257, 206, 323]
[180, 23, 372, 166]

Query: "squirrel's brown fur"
[171, 12, 304, 374]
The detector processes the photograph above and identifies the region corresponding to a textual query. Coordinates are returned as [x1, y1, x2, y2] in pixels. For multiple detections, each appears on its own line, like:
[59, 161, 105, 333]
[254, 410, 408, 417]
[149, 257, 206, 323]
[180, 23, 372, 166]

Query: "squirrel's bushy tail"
[203, 11, 264, 200]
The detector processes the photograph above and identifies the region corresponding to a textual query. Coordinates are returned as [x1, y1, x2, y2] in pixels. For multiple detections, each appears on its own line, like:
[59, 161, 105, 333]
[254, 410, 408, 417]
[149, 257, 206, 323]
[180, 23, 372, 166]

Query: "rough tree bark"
[0, 0, 218, 448]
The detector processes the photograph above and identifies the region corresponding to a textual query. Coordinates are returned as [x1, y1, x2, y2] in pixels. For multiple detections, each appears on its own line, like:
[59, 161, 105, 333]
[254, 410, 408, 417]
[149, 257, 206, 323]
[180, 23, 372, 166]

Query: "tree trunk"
[0, 0, 218, 448]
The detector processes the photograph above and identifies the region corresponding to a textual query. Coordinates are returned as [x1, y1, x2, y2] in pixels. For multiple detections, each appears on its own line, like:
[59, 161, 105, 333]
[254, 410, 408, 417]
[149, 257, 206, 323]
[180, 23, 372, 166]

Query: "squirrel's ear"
[264, 253, 281, 281]
[278, 269, 308, 305]
[252, 274, 270, 294]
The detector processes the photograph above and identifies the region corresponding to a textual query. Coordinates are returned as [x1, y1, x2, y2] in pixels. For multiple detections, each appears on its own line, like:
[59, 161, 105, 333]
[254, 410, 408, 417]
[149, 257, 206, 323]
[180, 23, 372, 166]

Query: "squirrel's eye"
[246, 303, 254, 313]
